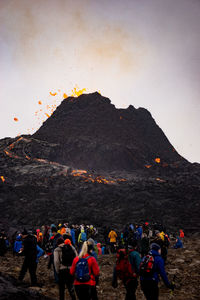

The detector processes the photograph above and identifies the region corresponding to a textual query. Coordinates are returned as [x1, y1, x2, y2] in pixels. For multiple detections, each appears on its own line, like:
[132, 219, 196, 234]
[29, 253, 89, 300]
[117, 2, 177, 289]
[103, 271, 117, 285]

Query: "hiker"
[50, 226, 62, 283]
[70, 226, 76, 246]
[140, 243, 174, 300]
[63, 228, 73, 245]
[70, 241, 100, 300]
[112, 239, 141, 300]
[140, 233, 150, 257]
[18, 229, 38, 286]
[13, 234, 23, 255]
[179, 229, 184, 240]
[152, 231, 167, 263]
[108, 229, 117, 253]
[87, 238, 98, 261]
[78, 228, 87, 251]
[54, 238, 77, 300]
[173, 237, 183, 249]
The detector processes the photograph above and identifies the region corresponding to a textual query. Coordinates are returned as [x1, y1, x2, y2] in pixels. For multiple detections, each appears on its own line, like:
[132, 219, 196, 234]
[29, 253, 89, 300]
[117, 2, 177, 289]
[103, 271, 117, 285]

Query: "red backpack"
[139, 254, 154, 277]
[115, 249, 137, 282]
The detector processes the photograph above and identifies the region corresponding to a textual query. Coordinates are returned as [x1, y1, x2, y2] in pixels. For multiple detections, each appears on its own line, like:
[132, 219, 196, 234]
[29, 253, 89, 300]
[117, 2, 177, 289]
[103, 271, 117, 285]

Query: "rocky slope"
[0, 134, 199, 232]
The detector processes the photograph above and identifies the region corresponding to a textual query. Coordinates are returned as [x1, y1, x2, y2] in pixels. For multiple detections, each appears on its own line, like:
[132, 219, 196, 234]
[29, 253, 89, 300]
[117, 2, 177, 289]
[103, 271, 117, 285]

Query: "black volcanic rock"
[0, 93, 199, 233]
[33, 92, 186, 171]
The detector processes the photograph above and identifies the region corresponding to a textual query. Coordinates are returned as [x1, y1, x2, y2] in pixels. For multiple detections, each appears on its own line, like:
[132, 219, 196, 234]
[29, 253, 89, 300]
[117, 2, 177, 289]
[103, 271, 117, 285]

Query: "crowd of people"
[0, 223, 184, 300]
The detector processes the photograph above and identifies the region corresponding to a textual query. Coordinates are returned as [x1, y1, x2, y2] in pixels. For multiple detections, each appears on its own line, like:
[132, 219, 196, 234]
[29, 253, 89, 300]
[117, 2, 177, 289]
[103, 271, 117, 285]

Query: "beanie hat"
[87, 238, 95, 248]
[150, 243, 161, 251]
[155, 230, 160, 235]
[64, 239, 72, 245]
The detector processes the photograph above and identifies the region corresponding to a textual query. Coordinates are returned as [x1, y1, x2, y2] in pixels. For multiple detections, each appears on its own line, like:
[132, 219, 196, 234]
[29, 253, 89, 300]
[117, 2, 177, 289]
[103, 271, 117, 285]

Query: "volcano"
[32, 92, 186, 171]
[0, 92, 199, 232]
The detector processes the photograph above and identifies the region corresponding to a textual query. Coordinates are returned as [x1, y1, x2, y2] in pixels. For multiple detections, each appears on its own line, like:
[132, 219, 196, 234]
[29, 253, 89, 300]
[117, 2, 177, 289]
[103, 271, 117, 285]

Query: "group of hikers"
[0, 222, 184, 300]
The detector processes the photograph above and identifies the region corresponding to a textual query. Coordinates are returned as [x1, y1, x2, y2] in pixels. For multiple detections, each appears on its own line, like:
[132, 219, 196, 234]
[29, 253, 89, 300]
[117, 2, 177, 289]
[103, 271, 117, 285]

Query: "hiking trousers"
[91, 285, 98, 300]
[58, 269, 76, 300]
[19, 257, 37, 285]
[75, 285, 91, 300]
[124, 279, 138, 300]
[141, 280, 159, 300]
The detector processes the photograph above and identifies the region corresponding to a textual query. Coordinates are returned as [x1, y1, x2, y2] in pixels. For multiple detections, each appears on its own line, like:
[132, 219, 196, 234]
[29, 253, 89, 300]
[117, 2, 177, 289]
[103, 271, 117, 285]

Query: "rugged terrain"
[0, 238, 199, 300]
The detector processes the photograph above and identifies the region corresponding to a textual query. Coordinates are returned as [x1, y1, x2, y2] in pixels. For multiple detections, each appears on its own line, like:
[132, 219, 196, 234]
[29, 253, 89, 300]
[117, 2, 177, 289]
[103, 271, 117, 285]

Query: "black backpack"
[61, 245, 76, 267]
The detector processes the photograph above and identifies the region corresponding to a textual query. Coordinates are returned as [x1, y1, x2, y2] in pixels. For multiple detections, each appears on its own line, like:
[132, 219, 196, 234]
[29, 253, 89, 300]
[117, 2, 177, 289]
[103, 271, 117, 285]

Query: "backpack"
[80, 232, 87, 242]
[139, 254, 154, 277]
[115, 249, 137, 282]
[61, 245, 76, 267]
[75, 256, 91, 282]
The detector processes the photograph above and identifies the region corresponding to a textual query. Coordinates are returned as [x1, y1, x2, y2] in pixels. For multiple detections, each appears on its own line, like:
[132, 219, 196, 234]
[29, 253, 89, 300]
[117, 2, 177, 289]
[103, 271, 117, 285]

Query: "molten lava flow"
[63, 93, 68, 99]
[1, 176, 5, 183]
[38, 101, 42, 105]
[155, 158, 161, 163]
[145, 165, 152, 168]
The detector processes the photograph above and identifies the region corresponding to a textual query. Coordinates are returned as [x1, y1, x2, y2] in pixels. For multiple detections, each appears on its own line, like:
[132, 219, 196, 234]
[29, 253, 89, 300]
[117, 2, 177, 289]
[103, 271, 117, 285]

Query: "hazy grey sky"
[1, 0, 200, 162]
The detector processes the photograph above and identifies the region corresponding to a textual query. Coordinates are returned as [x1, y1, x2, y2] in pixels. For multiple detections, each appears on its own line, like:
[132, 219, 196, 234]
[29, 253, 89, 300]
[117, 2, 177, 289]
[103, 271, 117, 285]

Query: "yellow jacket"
[108, 230, 117, 243]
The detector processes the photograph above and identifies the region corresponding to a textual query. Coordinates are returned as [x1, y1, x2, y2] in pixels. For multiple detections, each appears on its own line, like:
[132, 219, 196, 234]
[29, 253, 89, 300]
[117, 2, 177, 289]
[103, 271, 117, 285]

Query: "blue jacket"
[70, 229, 76, 246]
[14, 240, 22, 253]
[140, 249, 170, 287]
[174, 237, 183, 249]
[136, 227, 143, 240]
[36, 245, 44, 263]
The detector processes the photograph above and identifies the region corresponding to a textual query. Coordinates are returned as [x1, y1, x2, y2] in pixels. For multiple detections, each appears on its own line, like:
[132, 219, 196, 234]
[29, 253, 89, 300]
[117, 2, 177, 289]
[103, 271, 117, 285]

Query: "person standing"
[108, 229, 117, 253]
[54, 238, 77, 300]
[140, 243, 174, 300]
[112, 240, 141, 300]
[18, 229, 37, 286]
[70, 241, 100, 300]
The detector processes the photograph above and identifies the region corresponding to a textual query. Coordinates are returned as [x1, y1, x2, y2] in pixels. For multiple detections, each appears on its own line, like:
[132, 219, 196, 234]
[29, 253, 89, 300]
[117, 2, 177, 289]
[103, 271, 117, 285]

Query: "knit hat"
[64, 239, 72, 245]
[155, 230, 160, 235]
[150, 243, 161, 251]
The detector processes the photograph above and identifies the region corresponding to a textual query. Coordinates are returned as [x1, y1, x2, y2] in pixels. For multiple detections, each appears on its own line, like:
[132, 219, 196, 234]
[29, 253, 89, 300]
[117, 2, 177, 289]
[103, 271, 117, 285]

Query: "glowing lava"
[155, 158, 161, 163]
[0, 176, 5, 182]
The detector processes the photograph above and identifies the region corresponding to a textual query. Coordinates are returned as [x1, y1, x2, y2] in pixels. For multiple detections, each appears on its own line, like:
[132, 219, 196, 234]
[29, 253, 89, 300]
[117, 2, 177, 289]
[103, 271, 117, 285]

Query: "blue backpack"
[80, 232, 87, 242]
[75, 256, 91, 282]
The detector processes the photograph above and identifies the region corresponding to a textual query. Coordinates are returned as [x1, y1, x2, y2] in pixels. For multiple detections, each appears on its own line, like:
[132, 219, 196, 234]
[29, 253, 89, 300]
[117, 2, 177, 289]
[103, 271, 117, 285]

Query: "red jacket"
[70, 254, 99, 286]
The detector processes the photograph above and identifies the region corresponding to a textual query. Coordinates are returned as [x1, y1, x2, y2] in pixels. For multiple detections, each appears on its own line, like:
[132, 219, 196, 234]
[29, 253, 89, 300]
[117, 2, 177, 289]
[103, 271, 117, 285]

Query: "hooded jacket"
[54, 243, 77, 274]
[70, 254, 100, 286]
[140, 249, 170, 287]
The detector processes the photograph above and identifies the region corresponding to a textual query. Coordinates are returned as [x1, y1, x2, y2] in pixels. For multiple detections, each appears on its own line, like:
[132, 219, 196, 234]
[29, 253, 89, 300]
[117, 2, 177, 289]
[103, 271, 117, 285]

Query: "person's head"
[56, 237, 64, 247]
[79, 241, 88, 258]
[51, 227, 57, 236]
[128, 239, 138, 250]
[21, 229, 28, 238]
[155, 230, 160, 237]
[87, 238, 95, 248]
[150, 243, 161, 254]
